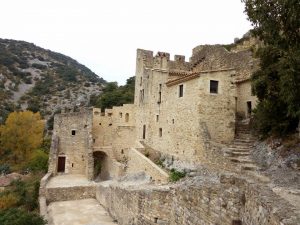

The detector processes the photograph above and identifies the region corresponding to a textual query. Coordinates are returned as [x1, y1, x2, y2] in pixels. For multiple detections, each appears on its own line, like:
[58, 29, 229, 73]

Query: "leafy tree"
[90, 76, 135, 111]
[242, 0, 300, 136]
[0, 111, 44, 161]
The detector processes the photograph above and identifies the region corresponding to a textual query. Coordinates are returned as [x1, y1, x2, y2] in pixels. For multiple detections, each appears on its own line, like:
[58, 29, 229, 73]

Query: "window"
[156, 115, 159, 122]
[140, 89, 145, 103]
[119, 112, 122, 118]
[179, 84, 183, 97]
[143, 125, 146, 139]
[159, 128, 162, 137]
[172, 119, 175, 124]
[140, 77, 142, 86]
[210, 80, 219, 94]
[158, 84, 162, 104]
[71, 130, 76, 136]
[247, 101, 252, 115]
[158, 92, 161, 104]
[125, 113, 129, 122]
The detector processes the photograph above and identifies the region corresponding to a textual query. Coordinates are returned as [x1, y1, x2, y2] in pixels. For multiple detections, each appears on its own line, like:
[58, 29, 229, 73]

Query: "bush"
[169, 169, 186, 182]
[0, 193, 18, 210]
[26, 149, 48, 173]
[0, 164, 11, 175]
[0, 208, 46, 225]
[10, 176, 41, 211]
[31, 63, 47, 70]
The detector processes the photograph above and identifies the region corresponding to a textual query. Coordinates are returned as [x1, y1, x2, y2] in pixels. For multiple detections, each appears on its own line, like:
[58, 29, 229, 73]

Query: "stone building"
[43, 38, 300, 225]
[48, 40, 258, 181]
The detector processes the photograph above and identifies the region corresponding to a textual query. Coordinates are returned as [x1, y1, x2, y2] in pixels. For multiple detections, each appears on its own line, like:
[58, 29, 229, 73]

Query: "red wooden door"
[57, 156, 66, 172]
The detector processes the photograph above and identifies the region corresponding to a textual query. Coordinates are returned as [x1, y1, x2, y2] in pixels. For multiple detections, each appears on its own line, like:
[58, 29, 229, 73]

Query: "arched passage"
[93, 151, 110, 181]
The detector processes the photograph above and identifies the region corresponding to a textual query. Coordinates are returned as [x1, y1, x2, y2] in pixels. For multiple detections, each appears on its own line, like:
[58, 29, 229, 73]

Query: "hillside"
[0, 38, 105, 126]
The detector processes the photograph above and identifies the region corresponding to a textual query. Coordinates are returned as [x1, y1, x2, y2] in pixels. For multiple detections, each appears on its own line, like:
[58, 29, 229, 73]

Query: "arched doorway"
[93, 151, 109, 181]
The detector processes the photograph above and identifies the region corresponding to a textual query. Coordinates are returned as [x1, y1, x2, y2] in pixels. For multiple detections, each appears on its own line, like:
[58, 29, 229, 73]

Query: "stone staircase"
[224, 120, 260, 173]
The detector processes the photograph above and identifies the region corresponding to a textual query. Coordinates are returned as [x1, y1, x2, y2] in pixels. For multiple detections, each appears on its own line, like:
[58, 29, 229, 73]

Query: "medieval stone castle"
[48, 38, 258, 181]
[40, 37, 299, 225]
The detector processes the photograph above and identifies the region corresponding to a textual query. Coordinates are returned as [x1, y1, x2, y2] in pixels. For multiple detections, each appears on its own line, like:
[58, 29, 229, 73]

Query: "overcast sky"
[0, 0, 252, 85]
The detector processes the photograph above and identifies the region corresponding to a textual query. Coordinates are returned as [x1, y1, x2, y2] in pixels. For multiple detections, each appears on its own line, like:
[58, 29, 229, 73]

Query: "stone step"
[235, 127, 251, 130]
[236, 129, 250, 133]
[227, 146, 251, 150]
[226, 147, 251, 151]
[226, 151, 251, 157]
[246, 171, 270, 183]
[236, 135, 252, 139]
[236, 130, 251, 133]
[232, 142, 254, 147]
[228, 156, 253, 164]
[234, 138, 255, 142]
[231, 145, 253, 149]
[241, 163, 259, 171]
[233, 138, 254, 144]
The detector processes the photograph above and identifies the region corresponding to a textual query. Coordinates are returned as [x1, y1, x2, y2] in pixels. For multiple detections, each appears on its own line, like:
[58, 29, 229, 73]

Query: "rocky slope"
[0, 38, 105, 125]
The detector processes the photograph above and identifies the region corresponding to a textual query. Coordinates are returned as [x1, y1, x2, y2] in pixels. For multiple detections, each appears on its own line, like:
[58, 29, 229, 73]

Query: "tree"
[90, 76, 135, 111]
[0, 111, 44, 161]
[242, 0, 300, 136]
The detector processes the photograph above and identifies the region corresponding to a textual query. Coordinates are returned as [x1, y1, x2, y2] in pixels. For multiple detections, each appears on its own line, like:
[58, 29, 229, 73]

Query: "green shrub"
[26, 149, 48, 173]
[155, 159, 164, 168]
[32, 63, 47, 70]
[169, 169, 186, 182]
[0, 164, 11, 175]
[10, 176, 41, 211]
[0, 208, 46, 225]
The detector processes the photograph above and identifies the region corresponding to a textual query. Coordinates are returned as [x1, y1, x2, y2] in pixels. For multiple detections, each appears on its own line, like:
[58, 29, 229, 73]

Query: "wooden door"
[57, 156, 66, 173]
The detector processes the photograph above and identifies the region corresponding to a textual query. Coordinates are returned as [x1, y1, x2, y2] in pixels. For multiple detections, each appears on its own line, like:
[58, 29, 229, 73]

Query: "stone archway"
[93, 151, 110, 181]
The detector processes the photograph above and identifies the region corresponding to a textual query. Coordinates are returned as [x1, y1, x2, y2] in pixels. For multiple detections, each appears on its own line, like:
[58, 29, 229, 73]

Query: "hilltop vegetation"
[0, 38, 105, 126]
[90, 76, 135, 110]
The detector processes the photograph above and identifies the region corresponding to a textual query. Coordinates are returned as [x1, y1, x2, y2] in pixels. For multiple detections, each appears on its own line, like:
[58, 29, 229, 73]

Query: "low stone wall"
[127, 148, 169, 183]
[46, 185, 96, 203]
[39, 172, 52, 221]
[96, 175, 299, 225]
[242, 181, 299, 225]
[39, 172, 52, 196]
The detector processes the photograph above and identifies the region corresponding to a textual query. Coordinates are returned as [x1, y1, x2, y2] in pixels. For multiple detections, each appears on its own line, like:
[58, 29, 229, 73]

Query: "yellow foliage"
[0, 193, 18, 210]
[0, 111, 44, 161]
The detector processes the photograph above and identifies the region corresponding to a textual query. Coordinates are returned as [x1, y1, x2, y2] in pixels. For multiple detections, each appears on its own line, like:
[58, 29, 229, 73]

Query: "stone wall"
[96, 175, 300, 225]
[92, 105, 136, 162]
[49, 109, 93, 177]
[45, 185, 96, 203]
[241, 180, 299, 225]
[127, 148, 169, 183]
[236, 80, 258, 118]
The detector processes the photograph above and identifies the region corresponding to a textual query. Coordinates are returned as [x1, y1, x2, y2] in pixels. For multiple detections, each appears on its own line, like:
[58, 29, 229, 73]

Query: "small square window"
[210, 80, 219, 94]
[71, 130, 76, 136]
[179, 84, 183, 97]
